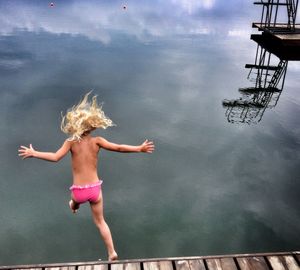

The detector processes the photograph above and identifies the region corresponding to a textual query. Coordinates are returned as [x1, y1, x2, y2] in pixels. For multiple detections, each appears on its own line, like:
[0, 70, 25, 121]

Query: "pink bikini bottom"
[70, 180, 102, 204]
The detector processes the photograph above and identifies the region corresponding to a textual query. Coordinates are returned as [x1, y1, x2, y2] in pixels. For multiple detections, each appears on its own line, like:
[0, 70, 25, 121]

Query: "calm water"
[0, 0, 300, 265]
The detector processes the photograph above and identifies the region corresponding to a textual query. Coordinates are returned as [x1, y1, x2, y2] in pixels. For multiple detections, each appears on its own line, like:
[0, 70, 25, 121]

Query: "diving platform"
[250, 33, 300, 60]
[251, 21, 300, 60]
[0, 251, 299, 270]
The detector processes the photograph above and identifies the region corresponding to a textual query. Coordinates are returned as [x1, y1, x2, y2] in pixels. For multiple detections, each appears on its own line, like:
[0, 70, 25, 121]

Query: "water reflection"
[222, 0, 300, 124]
[1, 0, 300, 266]
[0, 0, 253, 44]
[223, 45, 288, 124]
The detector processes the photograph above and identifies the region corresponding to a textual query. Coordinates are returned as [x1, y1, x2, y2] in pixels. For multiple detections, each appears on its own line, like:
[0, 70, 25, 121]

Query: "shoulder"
[63, 138, 76, 150]
[94, 136, 107, 145]
[64, 138, 75, 146]
[94, 136, 114, 149]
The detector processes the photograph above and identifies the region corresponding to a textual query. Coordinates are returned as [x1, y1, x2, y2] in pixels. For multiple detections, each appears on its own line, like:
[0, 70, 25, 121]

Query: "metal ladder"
[286, 0, 299, 31]
[268, 60, 288, 88]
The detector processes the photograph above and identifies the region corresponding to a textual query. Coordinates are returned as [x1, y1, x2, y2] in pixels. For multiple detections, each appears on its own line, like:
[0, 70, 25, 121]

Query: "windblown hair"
[61, 92, 114, 141]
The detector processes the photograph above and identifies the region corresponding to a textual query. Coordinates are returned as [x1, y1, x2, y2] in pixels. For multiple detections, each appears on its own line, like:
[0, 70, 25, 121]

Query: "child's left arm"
[18, 140, 71, 162]
[97, 137, 154, 153]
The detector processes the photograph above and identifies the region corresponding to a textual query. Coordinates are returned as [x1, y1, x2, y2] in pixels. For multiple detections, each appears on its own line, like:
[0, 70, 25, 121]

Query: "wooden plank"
[175, 259, 206, 270]
[282, 256, 300, 270]
[124, 263, 141, 270]
[159, 261, 173, 270]
[220, 258, 238, 270]
[143, 262, 160, 270]
[78, 265, 108, 270]
[14, 269, 42, 270]
[143, 261, 173, 270]
[267, 255, 300, 270]
[206, 258, 223, 270]
[267, 256, 288, 270]
[175, 260, 190, 270]
[44, 267, 76, 270]
[188, 260, 206, 270]
[206, 258, 237, 270]
[111, 264, 125, 270]
[236, 257, 270, 270]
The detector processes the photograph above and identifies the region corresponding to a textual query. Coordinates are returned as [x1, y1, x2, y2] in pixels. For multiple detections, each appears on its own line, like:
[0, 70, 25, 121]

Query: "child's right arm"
[96, 137, 154, 153]
[18, 140, 72, 162]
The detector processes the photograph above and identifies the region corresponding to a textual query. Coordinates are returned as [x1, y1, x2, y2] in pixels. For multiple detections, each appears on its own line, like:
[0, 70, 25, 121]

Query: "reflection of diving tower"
[222, 0, 299, 124]
[223, 50, 288, 124]
[223, 59, 287, 124]
[246, 46, 288, 90]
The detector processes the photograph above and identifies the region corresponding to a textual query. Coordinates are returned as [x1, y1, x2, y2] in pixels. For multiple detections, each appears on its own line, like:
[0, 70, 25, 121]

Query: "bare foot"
[69, 199, 79, 214]
[108, 252, 118, 261]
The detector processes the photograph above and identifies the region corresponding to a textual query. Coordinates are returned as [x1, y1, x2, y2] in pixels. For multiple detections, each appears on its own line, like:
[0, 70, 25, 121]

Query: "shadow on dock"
[222, 0, 300, 124]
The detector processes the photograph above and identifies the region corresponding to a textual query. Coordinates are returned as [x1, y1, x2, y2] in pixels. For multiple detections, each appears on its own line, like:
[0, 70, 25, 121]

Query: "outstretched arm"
[97, 137, 155, 153]
[18, 140, 72, 162]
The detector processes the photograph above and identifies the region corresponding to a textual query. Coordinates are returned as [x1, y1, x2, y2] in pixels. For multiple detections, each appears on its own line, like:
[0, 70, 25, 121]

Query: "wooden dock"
[0, 251, 299, 270]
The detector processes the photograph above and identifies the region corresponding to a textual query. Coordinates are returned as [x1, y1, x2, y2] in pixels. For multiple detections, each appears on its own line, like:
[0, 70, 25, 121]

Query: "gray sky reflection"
[0, 0, 300, 266]
[0, 0, 256, 44]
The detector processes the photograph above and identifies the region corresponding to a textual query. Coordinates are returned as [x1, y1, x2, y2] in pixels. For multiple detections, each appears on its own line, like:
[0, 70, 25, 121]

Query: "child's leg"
[90, 190, 118, 261]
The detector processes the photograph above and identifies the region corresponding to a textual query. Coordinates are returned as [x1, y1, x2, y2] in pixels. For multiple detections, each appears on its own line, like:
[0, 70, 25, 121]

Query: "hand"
[18, 144, 36, 159]
[140, 140, 155, 153]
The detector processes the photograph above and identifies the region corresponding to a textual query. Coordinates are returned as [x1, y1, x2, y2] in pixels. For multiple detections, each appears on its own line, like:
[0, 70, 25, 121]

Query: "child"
[18, 93, 155, 261]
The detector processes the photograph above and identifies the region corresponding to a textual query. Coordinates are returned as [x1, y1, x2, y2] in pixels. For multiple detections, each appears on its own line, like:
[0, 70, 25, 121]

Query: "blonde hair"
[61, 92, 114, 141]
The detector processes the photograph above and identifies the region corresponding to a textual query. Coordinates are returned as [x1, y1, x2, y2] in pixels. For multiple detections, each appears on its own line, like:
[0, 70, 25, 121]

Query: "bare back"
[70, 135, 101, 185]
